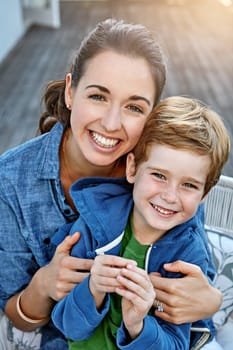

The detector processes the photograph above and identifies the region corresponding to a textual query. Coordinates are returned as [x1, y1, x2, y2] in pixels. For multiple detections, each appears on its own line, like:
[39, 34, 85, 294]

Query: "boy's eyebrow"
[148, 167, 205, 186]
[86, 84, 151, 106]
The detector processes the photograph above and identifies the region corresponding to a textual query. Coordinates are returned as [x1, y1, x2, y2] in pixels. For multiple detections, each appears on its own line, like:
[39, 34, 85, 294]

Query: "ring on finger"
[155, 300, 164, 312]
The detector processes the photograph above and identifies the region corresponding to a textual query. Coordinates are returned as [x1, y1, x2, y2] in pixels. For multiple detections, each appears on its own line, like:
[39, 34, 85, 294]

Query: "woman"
[0, 18, 221, 349]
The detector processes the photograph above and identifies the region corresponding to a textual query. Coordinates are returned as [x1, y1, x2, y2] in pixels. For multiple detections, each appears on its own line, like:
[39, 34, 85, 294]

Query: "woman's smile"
[89, 130, 120, 149]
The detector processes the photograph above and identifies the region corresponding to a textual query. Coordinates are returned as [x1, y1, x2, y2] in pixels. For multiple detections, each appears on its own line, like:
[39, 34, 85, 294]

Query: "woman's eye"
[127, 105, 143, 114]
[89, 94, 105, 101]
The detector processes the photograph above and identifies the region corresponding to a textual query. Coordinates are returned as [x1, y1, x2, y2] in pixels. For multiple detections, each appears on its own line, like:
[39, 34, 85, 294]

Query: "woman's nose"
[101, 106, 122, 131]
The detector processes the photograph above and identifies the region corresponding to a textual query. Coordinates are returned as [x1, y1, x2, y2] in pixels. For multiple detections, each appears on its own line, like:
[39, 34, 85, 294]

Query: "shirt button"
[43, 237, 51, 245]
[64, 209, 71, 215]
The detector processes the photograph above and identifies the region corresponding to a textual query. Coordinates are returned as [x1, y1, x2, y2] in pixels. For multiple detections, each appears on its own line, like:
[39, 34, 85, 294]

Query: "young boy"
[52, 96, 230, 350]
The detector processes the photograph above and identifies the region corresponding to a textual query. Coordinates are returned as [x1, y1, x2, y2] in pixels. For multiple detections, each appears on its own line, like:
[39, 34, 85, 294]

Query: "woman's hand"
[42, 232, 94, 301]
[6, 232, 93, 331]
[116, 264, 155, 339]
[150, 260, 222, 324]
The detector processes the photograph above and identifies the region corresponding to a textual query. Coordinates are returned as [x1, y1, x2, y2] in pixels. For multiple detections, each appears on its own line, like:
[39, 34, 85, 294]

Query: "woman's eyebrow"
[86, 84, 110, 93]
[86, 84, 151, 106]
[130, 95, 151, 107]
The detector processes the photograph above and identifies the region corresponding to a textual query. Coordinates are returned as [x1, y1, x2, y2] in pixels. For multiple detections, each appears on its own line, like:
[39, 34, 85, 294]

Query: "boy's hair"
[133, 96, 231, 196]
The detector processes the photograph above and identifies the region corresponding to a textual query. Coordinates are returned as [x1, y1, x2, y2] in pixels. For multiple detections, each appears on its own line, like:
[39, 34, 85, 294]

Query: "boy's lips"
[151, 203, 177, 216]
[90, 131, 120, 148]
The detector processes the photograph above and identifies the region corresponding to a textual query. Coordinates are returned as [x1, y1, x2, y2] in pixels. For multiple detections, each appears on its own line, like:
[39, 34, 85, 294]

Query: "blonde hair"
[133, 96, 231, 196]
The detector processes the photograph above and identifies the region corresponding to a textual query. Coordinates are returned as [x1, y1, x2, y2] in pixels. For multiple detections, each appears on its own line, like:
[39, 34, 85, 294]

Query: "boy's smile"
[126, 144, 211, 244]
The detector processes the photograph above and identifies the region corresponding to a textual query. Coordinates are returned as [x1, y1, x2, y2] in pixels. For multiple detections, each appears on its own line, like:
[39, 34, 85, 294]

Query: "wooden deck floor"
[0, 0, 232, 175]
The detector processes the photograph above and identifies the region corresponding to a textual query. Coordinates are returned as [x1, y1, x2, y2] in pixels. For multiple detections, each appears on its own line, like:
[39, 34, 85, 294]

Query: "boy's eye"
[152, 172, 166, 180]
[183, 183, 198, 189]
[89, 94, 105, 101]
[127, 104, 143, 114]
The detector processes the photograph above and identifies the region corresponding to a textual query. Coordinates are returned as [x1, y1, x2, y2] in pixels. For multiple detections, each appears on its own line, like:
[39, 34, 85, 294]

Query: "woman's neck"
[59, 129, 126, 208]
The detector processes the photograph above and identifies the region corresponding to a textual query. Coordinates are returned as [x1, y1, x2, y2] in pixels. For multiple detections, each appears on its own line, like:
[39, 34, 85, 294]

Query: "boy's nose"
[160, 186, 178, 204]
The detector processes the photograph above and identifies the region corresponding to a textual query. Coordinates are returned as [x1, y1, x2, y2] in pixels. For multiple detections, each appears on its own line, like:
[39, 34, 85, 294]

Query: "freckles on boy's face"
[130, 144, 211, 240]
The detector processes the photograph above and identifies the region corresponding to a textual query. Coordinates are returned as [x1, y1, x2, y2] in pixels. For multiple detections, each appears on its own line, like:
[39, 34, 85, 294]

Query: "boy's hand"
[116, 264, 155, 339]
[89, 255, 137, 309]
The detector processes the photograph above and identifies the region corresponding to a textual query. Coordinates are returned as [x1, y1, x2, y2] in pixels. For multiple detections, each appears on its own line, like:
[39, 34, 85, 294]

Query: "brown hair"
[39, 18, 166, 133]
[133, 96, 231, 196]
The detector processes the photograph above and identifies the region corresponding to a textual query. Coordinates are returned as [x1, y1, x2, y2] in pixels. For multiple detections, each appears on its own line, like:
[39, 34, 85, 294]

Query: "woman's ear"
[126, 153, 136, 184]
[65, 73, 73, 109]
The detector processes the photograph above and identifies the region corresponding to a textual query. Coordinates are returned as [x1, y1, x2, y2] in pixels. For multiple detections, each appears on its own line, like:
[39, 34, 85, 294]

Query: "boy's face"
[126, 144, 211, 244]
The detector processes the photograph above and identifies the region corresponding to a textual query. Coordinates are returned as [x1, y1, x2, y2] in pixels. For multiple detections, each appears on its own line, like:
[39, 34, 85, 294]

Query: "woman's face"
[65, 50, 155, 168]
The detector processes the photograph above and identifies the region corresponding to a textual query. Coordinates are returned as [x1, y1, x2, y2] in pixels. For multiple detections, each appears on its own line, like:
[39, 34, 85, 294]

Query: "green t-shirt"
[69, 217, 150, 350]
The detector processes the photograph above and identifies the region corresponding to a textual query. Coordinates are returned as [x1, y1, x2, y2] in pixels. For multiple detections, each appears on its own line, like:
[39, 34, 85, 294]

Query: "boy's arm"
[52, 255, 138, 341]
[116, 234, 211, 350]
[52, 275, 110, 341]
[117, 315, 190, 350]
[115, 265, 191, 350]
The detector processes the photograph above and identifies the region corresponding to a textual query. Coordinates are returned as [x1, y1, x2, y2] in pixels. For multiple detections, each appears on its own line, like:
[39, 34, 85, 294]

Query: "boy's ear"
[65, 73, 73, 108]
[126, 153, 136, 184]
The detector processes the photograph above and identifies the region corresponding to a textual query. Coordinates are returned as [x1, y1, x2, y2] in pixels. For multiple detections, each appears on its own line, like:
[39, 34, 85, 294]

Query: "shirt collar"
[36, 122, 64, 180]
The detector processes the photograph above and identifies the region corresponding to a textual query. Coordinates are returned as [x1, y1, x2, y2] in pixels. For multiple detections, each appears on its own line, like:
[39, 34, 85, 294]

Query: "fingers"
[56, 232, 81, 254]
[91, 255, 137, 279]
[149, 261, 214, 324]
[95, 255, 137, 268]
[60, 255, 93, 272]
[163, 260, 202, 277]
[90, 255, 137, 293]
[116, 265, 155, 305]
[46, 231, 94, 300]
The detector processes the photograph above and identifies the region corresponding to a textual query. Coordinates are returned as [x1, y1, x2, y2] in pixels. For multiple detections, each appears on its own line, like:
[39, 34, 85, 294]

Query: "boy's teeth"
[153, 204, 174, 215]
[91, 132, 119, 148]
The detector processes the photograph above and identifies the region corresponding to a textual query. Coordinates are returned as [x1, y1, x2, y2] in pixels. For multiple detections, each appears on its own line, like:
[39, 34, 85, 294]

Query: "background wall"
[0, 1, 25, 63]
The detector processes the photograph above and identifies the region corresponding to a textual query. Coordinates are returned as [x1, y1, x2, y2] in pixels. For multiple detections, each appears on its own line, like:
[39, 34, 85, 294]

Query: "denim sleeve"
[0, 196, 39, 310]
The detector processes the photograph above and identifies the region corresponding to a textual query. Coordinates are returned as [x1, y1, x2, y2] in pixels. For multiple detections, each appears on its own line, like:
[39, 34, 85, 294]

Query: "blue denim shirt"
[0, 122, 77, 349]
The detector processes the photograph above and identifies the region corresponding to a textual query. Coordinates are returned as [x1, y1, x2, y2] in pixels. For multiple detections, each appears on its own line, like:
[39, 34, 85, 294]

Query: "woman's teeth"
[91, 131, 119, 148]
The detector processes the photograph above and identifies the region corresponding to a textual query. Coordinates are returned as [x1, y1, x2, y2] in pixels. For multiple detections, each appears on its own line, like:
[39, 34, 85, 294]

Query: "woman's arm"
[5, 233, 93, 331]
[150, 261, 222, 325]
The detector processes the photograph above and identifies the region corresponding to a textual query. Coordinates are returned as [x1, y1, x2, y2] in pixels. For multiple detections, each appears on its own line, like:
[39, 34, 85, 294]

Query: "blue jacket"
[52, 177, 215, 350]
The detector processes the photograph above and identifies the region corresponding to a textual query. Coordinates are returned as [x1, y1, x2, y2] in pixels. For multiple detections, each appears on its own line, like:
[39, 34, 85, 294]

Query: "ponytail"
[38, 80, 70, 134]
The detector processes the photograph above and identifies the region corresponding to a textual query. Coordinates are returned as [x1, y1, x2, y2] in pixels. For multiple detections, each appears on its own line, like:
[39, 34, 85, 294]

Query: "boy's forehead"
[141, 144, 211, 179]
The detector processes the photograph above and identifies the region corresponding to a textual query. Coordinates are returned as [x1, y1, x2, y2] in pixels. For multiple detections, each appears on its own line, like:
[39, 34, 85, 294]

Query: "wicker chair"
[204, 175, 233, 350]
